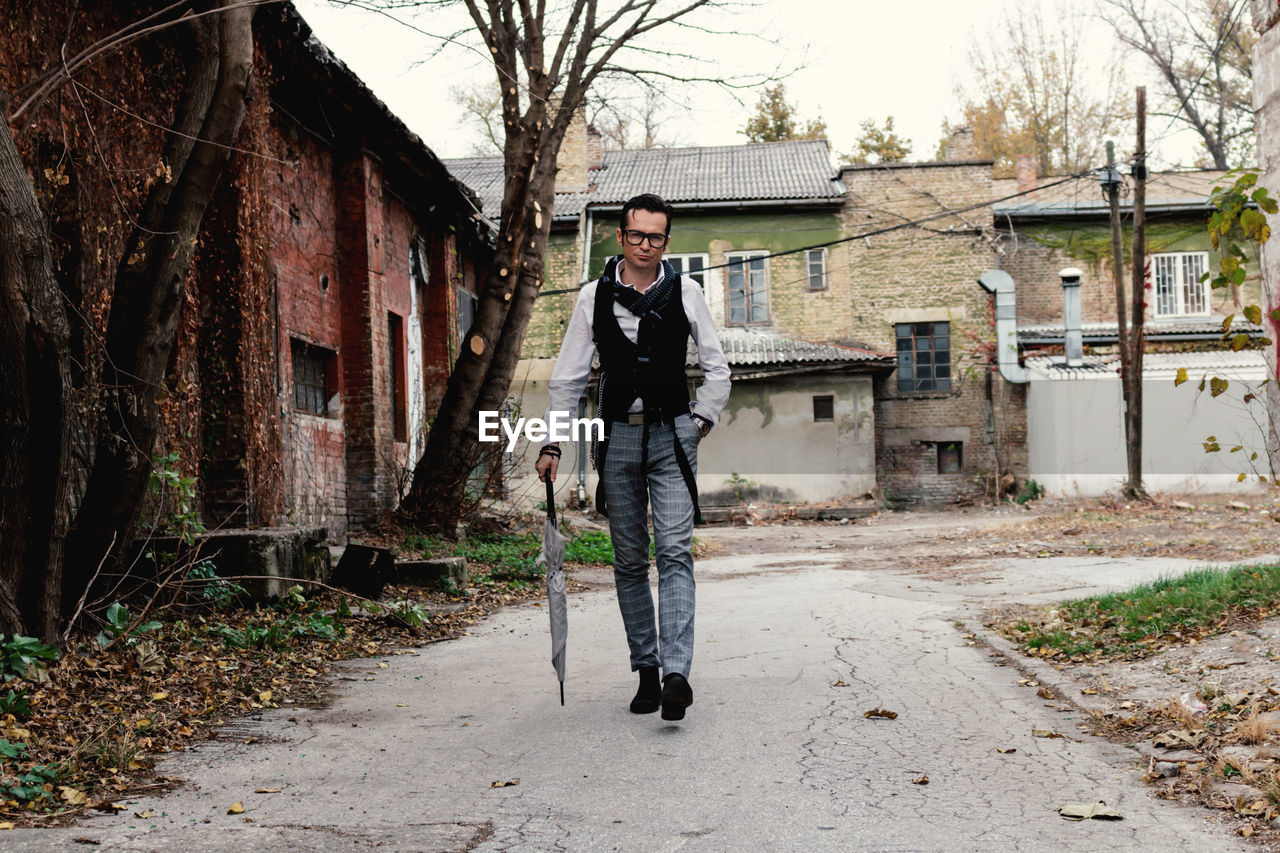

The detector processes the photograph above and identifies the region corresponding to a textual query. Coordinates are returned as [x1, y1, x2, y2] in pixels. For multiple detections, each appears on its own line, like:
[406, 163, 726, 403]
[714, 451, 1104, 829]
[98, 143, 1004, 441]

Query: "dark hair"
[619, 193, 674, 235]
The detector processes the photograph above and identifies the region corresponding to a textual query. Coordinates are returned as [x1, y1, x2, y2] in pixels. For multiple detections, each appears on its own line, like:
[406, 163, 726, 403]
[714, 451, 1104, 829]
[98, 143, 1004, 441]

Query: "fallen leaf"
[995, 748, 1017, 754]
[1036, 687, 1056, 700]
[0, 822, 13, 830]
[1032, 729, 1065, 739]
[396, 703, 408, 707]
[227, 801, 245, 814]
[863, 708, 898, 720]
[1081, 688, 1098, 695]
[912, 774, 929, 785]
[151, 692, 168, 701]
[59, 786, 88, 805]
[1058, 801, 1124, 821]
[831, 680, 849, 688]
[491, 780, 519, 788]
[255, 788, 281, 794]
[377, 662, 389, 669]
[134, 810, 153, 818]
[258, 690, 272, 703]
[1153, 729, 1208, 749]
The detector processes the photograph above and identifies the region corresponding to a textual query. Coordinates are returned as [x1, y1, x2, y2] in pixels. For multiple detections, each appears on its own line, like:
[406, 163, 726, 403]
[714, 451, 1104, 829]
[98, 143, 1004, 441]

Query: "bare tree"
[389, 0, 761, 531]
[0, 1, 255, 639]
[951, 2, 1127, 176]
[452, 81, 505, 154]
[592, 86, 679, 149]
[1099, 0, 1255, 168]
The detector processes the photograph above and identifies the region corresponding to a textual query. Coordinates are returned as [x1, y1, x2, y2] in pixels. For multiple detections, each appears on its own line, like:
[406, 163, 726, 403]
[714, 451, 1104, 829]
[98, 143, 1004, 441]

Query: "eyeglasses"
[621, 229, 670, 249]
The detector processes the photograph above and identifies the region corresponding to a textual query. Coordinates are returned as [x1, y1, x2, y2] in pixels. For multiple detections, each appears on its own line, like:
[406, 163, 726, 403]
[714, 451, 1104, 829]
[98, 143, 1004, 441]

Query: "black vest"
[592, 258, 691, 422]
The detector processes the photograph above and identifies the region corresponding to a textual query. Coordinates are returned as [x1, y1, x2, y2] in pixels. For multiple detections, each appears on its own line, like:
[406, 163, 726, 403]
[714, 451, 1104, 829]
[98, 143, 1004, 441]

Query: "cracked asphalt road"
[4, 512, 1259, 852]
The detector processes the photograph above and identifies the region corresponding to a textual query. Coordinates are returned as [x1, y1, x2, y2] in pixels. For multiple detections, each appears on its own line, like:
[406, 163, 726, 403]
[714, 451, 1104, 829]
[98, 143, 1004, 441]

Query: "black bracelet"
[539, 446, 562, 458]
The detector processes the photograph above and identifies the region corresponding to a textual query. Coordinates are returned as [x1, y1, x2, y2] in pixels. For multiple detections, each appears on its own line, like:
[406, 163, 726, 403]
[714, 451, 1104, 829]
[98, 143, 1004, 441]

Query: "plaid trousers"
[602, 416, 699, 678]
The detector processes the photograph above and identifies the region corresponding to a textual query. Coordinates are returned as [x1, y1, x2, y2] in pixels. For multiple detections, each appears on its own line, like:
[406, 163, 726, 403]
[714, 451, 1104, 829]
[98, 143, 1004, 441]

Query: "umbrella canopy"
[539, 477, 568, 704]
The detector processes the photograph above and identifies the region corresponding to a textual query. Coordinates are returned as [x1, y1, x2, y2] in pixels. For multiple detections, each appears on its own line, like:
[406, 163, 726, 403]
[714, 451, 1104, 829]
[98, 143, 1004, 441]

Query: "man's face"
[617, 208, 670, 272]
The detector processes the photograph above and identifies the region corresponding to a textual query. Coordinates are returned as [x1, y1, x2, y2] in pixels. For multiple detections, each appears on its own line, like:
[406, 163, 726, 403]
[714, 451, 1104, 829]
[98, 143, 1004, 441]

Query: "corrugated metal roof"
[1025, 349, 1266, 379]
[703, 328, 894, 368]
[993, 169, 1231, 217]
[444, 140, 845, 221]
[1018, 319, 1264, 340]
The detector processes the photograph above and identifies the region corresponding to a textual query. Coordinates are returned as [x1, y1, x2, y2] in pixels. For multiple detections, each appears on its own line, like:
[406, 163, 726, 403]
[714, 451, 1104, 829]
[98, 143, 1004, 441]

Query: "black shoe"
[660, 673, 693, 721]
[629, 666, 660, 714]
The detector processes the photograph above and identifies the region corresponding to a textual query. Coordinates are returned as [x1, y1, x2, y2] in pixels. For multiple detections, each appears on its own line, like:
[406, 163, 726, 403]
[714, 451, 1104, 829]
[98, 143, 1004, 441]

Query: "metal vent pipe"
[1059, 267, 1085, 367]
[977, 269, 1030, 383]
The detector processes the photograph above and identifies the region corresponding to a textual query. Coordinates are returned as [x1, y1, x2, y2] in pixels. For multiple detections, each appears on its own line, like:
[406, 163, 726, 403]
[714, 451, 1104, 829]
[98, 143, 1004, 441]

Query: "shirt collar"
[616, 259, 665, 293]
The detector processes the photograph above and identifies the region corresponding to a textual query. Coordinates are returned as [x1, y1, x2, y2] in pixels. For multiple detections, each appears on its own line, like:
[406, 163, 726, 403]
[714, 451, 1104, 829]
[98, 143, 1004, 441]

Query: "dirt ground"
[701, 492, 1279, 575]
[694, 491, 1280, 844]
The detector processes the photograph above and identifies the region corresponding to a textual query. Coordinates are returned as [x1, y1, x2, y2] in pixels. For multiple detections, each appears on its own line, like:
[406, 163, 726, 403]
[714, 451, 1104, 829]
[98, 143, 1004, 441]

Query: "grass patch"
[400, 529, 706, 589]
[993, 561, 1280, 660]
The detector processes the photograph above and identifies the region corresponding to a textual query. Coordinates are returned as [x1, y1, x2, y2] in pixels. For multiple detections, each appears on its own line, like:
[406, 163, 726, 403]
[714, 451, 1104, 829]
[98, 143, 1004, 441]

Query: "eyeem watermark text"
[478, 411, 604, 453]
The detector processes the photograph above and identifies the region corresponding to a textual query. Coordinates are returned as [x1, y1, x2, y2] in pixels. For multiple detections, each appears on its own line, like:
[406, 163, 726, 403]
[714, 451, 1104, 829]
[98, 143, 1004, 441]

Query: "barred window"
[896, 322, 951, 393]
[1152, 251, 1209, 317]
[292, 339, 335, 416]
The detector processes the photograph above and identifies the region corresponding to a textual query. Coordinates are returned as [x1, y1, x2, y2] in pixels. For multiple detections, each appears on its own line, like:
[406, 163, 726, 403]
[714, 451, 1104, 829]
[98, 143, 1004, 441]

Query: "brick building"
[197, 7, 492, 537]
[2, 3, 492, 542]
[448, 134, 897, 505]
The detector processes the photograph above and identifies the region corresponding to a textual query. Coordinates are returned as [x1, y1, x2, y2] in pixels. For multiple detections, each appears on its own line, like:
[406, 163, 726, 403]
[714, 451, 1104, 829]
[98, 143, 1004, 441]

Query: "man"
[535, 193, 730, 721]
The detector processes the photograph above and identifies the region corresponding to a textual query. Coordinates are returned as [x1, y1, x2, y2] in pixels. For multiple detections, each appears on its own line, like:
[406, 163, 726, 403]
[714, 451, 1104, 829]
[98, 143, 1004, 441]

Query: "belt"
[619, 412, 677, 426]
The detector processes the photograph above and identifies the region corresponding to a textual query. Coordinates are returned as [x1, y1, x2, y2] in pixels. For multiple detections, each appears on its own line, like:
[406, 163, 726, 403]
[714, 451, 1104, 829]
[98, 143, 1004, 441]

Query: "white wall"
[1027, 355, 1270, 496]
[503, 360, 879, 509]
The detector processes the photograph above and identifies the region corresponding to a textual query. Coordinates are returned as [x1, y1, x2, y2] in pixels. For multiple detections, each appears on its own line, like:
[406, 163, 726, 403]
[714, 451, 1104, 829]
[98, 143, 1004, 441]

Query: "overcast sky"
[293, 0, 1202, 167]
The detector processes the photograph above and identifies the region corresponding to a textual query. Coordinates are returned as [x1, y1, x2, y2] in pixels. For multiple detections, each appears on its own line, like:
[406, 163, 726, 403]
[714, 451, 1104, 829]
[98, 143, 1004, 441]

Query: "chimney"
[943, 126, 977, 161]
[555, 105, 589, 193]
[1059, 267, 1084, 367]
[586, 123, 603, 171]
[1015, 153, 1037, 198]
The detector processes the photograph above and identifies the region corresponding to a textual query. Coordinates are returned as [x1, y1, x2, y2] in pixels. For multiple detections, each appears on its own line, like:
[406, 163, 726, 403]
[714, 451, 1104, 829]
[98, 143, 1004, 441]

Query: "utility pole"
[1126, 87, 1148, 500]
[1104, 142, 1129, 373]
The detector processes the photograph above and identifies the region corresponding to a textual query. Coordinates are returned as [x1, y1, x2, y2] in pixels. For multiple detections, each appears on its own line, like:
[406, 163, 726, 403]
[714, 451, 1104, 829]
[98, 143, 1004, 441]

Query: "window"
[937, 442, 962, 474]
[388, 313, 407, 442]
[813, 395, 834, 422]
[291, 339, 335, 416]
[896, 322, 951, 393]
[666, 253, 709, 289]
[727, 252, 768, 324]
[1152, 251, 1209, 317]
[806, 248, 827, 290]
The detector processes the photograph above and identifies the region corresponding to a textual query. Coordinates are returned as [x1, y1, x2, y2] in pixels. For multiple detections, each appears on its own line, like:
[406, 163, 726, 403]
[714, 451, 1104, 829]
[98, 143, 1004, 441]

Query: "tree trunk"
[0, 93, 76, 639]
[63, 3, 255, 613]
[401, 102, 567, 533]
[1125, 87, 1148, 500]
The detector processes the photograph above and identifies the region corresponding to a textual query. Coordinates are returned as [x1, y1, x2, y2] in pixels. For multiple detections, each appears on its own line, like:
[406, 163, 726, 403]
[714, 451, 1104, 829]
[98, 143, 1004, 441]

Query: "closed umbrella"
[539, 476, 568, 705]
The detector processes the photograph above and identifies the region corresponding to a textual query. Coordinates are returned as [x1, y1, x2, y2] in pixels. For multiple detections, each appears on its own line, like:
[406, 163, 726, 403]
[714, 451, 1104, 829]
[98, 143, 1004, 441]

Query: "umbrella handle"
[546, 475, 556, 527]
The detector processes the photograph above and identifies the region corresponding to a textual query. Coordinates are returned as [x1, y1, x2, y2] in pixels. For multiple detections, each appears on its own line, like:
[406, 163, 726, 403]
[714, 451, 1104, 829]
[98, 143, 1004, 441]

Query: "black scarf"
[605, 257, 680, 317]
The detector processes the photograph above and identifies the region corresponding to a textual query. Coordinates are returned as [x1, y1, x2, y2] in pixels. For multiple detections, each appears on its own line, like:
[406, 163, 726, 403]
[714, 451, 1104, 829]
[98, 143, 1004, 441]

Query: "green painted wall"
[586, 209, 843, 279]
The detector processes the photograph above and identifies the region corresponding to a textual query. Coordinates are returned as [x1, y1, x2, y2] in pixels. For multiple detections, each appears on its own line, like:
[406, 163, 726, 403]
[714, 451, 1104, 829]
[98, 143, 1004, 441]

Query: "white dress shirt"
[545, 260, 732, 428]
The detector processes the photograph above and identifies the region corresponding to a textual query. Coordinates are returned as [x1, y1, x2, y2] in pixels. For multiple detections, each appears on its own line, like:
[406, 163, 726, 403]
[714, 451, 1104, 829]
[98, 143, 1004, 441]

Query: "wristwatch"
[690, 414, 712, 438]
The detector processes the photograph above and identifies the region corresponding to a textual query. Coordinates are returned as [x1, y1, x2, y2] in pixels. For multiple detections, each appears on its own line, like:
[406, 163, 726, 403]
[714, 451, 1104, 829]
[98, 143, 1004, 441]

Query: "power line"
[538, 168, 1098, 297]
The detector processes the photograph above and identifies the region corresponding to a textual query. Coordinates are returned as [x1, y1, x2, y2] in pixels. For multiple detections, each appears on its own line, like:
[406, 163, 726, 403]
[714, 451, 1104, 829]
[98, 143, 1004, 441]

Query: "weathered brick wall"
[999, 219, 1262, 326]
[271, 121, 349, 535]
[839, 161, 1018, 503]
[523, 231, 583, 359]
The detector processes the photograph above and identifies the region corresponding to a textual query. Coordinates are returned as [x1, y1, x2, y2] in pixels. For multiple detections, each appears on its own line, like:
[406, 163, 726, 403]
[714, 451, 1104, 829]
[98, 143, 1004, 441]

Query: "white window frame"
[1151, 251, 1210, 318]
[665, 253, 710, 289]
[805, 247, 828, 290]
[726, 251, 769, 325]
